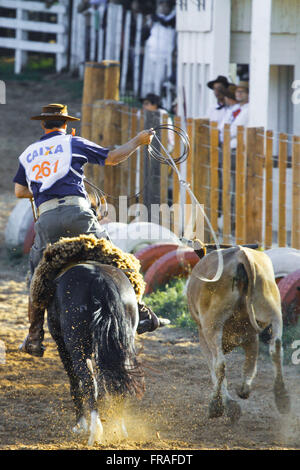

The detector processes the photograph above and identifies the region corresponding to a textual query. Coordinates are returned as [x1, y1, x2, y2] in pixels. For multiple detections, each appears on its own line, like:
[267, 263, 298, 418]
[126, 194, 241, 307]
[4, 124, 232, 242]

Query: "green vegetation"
[0, 55, 55, 81]
[144, 278, 197, 331]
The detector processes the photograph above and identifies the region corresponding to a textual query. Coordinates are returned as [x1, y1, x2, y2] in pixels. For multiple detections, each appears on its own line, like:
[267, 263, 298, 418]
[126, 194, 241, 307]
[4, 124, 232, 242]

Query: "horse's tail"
[90, 274, 144, 399]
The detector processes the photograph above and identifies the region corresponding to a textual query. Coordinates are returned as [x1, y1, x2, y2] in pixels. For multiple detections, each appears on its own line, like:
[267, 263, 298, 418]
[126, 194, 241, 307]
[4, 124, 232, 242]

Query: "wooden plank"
[245, 127, 265, 245]
[129, 107, 138, 202]
[278, 133, 288, 246]
[172, 115, 182, 207]
[209, 121, 219, 239]
[0, 0, 66, 13]
[120, 104, 130, 197]
[138, 111, 145, 204]
[235, 125, 246, 244]
[193, 118, 210, 242]
[160, 114, 169, 209]
[0, 37, 65, 53]
[222, 123, 231, 244]
[0, 18, 65, 33]
[264, 130, 273, 249]
[291, 135, 300, 249]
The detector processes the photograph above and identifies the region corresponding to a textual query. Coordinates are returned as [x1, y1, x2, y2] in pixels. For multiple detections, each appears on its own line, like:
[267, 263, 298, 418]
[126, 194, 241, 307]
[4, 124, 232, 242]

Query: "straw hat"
[30, 103, 80, 121]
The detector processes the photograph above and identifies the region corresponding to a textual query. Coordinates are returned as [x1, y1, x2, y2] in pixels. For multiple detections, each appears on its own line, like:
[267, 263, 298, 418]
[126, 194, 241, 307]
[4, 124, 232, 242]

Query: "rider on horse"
[14, 103, 169, 357]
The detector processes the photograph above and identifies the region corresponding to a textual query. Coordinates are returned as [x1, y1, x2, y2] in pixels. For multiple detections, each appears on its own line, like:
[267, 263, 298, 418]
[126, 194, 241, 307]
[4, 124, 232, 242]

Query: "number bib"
[19, 134, 72, 192]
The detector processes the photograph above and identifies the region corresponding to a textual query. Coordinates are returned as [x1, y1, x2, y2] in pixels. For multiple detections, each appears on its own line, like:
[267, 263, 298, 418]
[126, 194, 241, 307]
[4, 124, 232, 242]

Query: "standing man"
[14, 103, 168, 357]
[230, 81, 249, 149]
[206, 75, 230, 126]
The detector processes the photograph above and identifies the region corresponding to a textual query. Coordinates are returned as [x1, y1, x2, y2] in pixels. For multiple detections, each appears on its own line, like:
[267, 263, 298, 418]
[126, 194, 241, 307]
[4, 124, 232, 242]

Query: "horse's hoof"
[236, 384, 251, 399]
[72, 416, 88, 434]
[208, 397, 224, 418]
[274, 386, 291, 415]
[225, 399, 241, 423]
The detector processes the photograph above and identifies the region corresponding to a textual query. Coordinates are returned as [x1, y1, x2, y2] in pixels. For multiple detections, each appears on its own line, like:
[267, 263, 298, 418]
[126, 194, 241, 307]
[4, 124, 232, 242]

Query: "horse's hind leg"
[54, 337, 88, 433]
[71, 349, 103, 446]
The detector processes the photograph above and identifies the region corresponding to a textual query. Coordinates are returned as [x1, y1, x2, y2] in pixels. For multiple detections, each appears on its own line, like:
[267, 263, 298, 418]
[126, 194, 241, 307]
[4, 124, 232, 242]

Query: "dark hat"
[207, 75, 230, 90]
[30, 103, 80, 121]
[224, 84, 237, 100]
[140, 93, 161, 107]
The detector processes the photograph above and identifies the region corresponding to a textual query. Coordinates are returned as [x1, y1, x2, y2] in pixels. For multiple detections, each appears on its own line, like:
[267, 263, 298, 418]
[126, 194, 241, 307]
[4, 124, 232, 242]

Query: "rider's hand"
[136, 129, 155, 146]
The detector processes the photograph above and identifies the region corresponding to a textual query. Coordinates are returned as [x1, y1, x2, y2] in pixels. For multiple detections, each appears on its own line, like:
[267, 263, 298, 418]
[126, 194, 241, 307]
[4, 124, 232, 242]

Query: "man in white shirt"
[230, 81, 249, 149]
[219, 84, 240, 144]
[206, 75, 230, 127]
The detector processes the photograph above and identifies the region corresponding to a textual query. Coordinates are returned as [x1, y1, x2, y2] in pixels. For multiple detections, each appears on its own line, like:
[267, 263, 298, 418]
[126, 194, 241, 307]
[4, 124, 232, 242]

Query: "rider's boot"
[19, 299, 45, 357]
[137, 302, 170, 335]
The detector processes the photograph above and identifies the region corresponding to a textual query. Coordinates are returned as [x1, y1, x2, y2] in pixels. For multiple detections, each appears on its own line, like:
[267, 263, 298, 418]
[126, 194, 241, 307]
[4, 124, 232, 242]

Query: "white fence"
[0, 0, 68, 74]
[70, 1, 176, 106]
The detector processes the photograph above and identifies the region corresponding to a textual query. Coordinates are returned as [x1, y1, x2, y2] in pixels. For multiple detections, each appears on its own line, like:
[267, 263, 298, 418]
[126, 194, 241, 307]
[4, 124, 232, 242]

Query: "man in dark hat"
[14, 103, 169, 357]
[206, 75, 230, 126]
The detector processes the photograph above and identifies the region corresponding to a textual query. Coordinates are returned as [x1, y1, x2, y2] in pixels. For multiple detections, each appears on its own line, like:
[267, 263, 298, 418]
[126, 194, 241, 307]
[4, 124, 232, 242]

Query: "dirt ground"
[1, 78, 300, 451]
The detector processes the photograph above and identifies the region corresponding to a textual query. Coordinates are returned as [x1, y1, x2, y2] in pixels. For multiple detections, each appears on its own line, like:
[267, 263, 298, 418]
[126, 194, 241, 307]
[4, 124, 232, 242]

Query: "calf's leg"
[237, 335, 259, 399]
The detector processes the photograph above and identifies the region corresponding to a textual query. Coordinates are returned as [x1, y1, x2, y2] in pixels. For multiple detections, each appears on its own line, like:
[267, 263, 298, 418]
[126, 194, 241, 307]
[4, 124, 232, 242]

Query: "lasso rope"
[149, 124, 224, 283]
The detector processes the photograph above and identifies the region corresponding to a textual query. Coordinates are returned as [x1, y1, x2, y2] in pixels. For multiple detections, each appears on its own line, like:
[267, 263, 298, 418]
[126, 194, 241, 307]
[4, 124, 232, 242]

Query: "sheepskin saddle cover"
[30, 234, 146, 309]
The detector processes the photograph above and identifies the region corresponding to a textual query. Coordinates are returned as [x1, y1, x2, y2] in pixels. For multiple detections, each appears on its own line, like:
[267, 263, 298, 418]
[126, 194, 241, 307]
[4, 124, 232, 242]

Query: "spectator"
[141, 93, 174, 150]
[206, 75, 230, 127]
[219, 84, 239, 144]
[230, 81, 249, 149]
[141, 0, 176, 97]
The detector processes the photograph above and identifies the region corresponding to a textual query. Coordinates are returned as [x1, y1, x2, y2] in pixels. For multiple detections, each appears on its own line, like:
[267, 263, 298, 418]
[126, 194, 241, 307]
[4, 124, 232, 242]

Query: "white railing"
[70, 1, 176, 106]
[0, 0, 68, 74]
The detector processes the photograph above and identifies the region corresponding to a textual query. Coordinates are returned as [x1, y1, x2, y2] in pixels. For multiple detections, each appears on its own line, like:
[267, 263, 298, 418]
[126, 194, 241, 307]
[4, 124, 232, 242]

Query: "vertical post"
[172, 115, 182, 236]
[120, 10, 131, 96]
[222, 124, 231, 244]
[129, 108, 138, 199]
[264, 130, 273, 249]
[143, 110, 161, 221]
[134, 13, 143, 96]
[278, 133, 288, 247]
[292, 135, 300, 249]
[120, 104, 130, 197]
[15, 7, 24, 74]
[193, 119, 210, 242]
[160, 114, 169, 208]
[248, 0, 272, 128]
[245, 127, 265, 245]
[138, 111, 145, 204]
[57, 6, 68, 72]
[81, 62, 105, 141]
[210, 121, 219, 239]
[235, 125, 246, 245]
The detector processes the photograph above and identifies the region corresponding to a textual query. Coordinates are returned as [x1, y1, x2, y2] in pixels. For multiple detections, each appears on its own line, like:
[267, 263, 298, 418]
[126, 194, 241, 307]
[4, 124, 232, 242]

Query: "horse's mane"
[30, 234, 146, 309]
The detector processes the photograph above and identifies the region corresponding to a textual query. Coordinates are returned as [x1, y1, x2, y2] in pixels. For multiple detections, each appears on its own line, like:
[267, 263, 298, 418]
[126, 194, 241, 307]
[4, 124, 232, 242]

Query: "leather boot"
[137, 303, 170, 335]
[19, 299, 45, 357]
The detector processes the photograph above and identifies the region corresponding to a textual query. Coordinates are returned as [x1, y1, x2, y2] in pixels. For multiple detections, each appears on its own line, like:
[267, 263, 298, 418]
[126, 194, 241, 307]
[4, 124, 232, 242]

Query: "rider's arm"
[15, 183, 32, 199]
[105, 129, 154, 166]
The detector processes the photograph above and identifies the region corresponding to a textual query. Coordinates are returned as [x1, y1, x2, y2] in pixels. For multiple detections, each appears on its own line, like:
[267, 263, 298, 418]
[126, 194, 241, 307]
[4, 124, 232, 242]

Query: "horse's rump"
[49, 262, 145, 399]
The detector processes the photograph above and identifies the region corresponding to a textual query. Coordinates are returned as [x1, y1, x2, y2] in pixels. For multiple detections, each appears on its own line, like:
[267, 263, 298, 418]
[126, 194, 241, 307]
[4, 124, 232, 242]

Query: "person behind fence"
[14, 103, 169, 358]
[141, 93, 174, 151]
[230, 81, 249, 149]
[218, 84, 240, 144]
[141, 0, 176, 97]
[206, 75, 230, 126]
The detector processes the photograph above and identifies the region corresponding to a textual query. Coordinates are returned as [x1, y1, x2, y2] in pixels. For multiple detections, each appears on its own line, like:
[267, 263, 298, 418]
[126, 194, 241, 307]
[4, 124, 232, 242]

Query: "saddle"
[30, 234, 146, 310]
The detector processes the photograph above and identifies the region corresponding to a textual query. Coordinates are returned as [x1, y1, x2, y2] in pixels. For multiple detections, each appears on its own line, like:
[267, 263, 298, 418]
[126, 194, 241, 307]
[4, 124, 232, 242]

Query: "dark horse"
[47, 261, 144, 446]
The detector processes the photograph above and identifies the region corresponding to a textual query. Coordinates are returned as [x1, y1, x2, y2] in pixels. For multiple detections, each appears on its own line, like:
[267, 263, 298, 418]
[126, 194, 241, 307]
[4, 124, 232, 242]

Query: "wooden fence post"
[292, 135, 300, 249]
[222, 124, 231, 244]
[264, 130, 273, 249]
[160, 114, 169, 209]
[278, 133, 288, 247]
[193, 119, 210, 242]
[235, 125, 246, 245]
[245, 127, 265, 245]
[209, 121, 219, 239]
